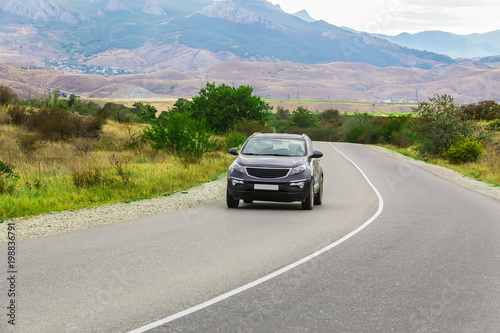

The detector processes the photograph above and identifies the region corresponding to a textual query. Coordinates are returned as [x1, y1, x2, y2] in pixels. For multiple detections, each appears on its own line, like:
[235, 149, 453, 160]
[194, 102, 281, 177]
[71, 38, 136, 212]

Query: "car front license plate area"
[254, 184, 279, 191]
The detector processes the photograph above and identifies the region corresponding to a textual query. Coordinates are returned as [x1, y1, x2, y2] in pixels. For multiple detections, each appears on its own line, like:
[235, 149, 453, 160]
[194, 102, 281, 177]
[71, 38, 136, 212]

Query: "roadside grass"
[0, 115, 235, 219]
[383, 131, 500, 187]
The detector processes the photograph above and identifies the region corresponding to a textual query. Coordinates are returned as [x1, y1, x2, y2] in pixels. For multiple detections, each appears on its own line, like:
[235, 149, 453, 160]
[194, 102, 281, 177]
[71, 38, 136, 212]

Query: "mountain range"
[0, 0, 460, 71]
[0, 0, 499, 103]
[375, 30, 500, 59]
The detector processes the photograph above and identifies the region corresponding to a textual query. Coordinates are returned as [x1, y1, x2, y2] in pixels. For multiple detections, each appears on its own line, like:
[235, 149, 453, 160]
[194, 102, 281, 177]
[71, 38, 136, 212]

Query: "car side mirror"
[311, 150, 323, 158]
[229, 148, 239, 156]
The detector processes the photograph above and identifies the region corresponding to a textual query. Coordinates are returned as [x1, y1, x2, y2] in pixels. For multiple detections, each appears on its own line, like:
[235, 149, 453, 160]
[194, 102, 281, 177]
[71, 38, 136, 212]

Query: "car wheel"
[301, 181, 314, 210]
[226, 189, 239, 208]
[314, 175, 323, 205]
[243, 199, 253, 204]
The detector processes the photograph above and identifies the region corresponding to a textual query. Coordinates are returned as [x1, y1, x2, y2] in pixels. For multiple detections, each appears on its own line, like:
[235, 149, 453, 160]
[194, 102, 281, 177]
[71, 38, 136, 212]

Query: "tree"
[291, 106, 318, 128]
[188, 83, 270, 133]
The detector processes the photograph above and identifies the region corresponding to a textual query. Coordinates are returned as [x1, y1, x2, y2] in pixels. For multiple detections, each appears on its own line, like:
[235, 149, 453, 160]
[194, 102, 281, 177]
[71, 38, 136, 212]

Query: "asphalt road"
[1, 142, 499, 332]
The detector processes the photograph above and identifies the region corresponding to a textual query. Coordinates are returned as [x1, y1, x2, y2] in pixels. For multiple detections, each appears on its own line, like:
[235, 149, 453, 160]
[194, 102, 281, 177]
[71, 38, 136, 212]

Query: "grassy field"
[0, 112, 235, 219]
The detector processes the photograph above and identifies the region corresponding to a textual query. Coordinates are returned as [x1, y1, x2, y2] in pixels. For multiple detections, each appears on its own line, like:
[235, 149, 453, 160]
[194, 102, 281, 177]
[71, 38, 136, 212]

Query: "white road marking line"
[128, 143, 384, 333]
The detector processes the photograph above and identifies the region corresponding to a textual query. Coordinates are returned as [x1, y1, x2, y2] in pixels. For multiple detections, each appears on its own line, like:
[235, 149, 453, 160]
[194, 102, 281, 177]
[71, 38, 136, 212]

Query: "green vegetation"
[1, 81, 499, 220]
[188, 83, 270, 133]
[265, 95, 500, 186]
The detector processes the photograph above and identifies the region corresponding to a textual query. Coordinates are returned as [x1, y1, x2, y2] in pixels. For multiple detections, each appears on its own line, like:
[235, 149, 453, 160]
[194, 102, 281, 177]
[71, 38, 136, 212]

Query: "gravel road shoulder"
[0, 176, 227, 243]
[1, 146, 498, 243]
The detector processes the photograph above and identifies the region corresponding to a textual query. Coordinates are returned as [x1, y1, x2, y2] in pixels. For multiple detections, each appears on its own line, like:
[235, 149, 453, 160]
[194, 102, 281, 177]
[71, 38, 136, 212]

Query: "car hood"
[236, 155, 308, 168]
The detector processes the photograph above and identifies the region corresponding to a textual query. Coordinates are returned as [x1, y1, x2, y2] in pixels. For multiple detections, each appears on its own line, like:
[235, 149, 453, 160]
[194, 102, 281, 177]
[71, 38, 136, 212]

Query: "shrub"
[132, 102, 157, 122]
[143, 112, 216, 158]
[7, 105, 31, 125]
[347, 126, 379, 144]
[17, 133, 45, 155]
[233, 120, 273, 137]
[0, 84, 17, 106]
[463, 100, 500, 120]
[102, 103, 138, 123]
[223, 132, 246, 150]
[390, 129, 413, 148]
[443, 136, 485, 164]
[487, 119, 500, 131]
[0, 160, 19, 194]
[411, 94, 480, 156]
[320, 109, 341, 123]
[291, 106, 318, 128]
[378, 115, 412, 143]
[338, 113, 374, 141]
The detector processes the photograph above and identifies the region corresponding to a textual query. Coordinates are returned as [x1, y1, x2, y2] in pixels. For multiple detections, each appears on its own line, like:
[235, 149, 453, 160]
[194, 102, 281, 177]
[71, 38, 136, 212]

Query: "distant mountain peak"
[105, 0, 131, 12]
[293, 9, 316, 23]
[0, 0, 77, 23]
[195, 2, 287, 31]
[142, 0, 166, 16]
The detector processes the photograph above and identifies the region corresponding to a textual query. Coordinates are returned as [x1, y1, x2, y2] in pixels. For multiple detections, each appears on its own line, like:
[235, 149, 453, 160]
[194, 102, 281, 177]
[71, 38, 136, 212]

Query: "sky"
[268, 0, 500, 35]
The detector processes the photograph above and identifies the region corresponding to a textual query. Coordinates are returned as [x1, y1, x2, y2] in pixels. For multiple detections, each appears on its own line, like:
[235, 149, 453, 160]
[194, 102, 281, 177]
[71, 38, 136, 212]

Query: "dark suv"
[226, 133, 323, 210]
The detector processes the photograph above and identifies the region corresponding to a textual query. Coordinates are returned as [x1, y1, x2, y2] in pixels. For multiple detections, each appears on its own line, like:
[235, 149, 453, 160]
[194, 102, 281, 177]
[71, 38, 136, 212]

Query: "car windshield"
[241, 138, 306, 156]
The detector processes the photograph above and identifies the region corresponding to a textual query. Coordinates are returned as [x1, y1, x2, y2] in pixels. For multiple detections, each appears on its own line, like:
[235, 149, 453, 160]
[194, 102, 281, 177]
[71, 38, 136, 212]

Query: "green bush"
[338, 113, 374, 141]
[487, 119, 500, 131]
[291, 106, 318, 128]
[377, 115, 412, 143]
[101, 103, 139, 123]
[189, 83, 270, 133]
[0, 160, 19, 194]
[347, 126, 379, 144]
[143, 112, 216, 158]
[411, 94, 481, 156]
[223, 132, 246, 150]
[443, 136, 485, 164]
[233, 120, 273, 137]
[390, 129, 413, 148]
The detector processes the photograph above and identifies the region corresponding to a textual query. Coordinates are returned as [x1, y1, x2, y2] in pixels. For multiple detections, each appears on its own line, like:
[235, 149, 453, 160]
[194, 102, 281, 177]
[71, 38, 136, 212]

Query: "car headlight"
[289, 163, 307, 175]
[230, 162, 245, 174]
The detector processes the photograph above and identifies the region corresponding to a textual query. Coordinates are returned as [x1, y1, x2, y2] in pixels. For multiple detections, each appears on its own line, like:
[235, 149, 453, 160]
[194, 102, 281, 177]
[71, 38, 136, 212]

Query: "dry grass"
[0, 109, 234, 219]
[388, 131, 500, 187]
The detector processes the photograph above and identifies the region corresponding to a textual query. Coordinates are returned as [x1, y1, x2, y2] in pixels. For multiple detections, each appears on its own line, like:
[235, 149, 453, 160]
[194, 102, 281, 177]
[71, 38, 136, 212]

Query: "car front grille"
[246, 167, 290, 179]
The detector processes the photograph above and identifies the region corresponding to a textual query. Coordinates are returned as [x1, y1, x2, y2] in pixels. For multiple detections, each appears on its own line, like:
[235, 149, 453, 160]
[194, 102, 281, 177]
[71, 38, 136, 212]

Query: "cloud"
[389, 2, 500, 34]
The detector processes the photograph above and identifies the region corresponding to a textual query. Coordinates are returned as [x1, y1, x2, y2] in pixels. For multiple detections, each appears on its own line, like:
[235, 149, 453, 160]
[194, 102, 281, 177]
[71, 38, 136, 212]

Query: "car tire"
[226, 189, 239, 208]
[301, 181, 314, 210]
[314, 175, 323, 205]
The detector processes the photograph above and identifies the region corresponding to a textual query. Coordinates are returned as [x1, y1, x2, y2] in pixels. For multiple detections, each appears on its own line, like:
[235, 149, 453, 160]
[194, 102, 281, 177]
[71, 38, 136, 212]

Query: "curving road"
[1, 142, 499, 332]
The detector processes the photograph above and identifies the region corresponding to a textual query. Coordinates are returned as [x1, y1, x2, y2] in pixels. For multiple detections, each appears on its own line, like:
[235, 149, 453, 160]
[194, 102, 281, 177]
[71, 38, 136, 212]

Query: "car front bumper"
[227, 175, 312, 203]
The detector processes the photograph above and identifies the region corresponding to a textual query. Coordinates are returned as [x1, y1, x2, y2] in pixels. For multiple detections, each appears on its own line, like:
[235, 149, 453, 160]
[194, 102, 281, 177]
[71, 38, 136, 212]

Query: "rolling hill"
[2, 61, 499, 104]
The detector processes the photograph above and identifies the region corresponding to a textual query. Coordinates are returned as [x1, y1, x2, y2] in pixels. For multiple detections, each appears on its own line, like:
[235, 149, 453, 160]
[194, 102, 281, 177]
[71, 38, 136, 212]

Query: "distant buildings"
[372, 98, 417, 104]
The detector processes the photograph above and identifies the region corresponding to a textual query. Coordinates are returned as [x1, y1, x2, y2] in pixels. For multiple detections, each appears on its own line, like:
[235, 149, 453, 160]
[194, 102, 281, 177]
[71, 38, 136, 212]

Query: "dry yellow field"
[84, 97, 416, 114]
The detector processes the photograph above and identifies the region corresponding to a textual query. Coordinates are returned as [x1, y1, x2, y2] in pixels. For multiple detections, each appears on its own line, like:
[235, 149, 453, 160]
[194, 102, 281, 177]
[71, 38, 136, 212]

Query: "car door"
[307, 138, 322, 193]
